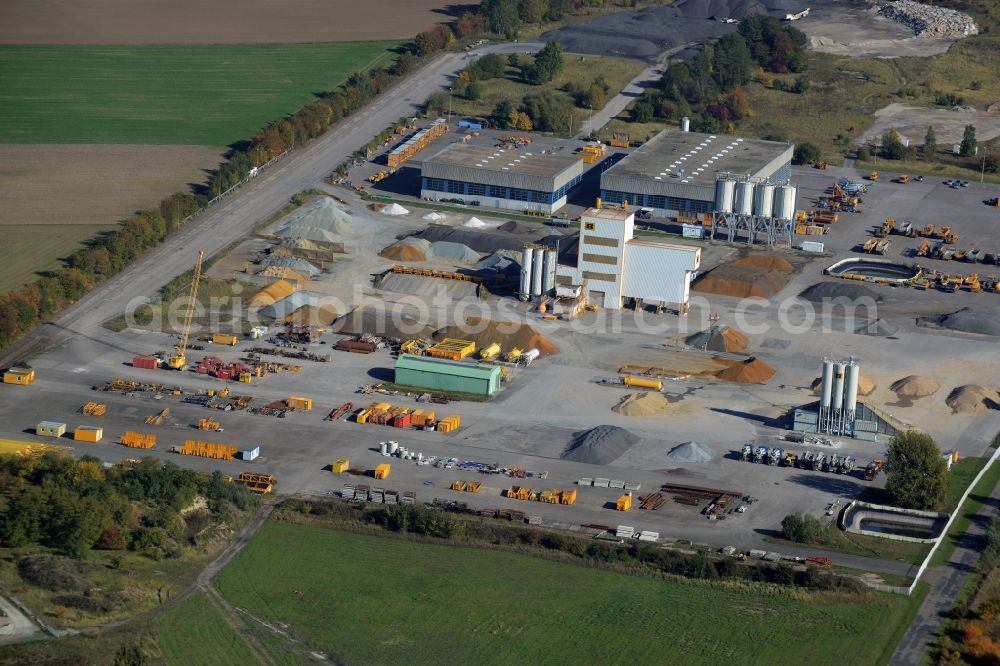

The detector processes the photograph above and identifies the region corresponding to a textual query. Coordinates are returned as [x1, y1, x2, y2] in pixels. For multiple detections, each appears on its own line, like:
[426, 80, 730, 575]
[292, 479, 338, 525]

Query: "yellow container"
[36, 421, 66, 438]
[623, 376, 663, 391]
[212, 333, 239, 346]
[74, 426, 103, 442]
[288, 396, 313, 410]
[426, 338, 476, 360]
[560, 489, 577, 505]
[4, 369, 35, 385]
[479, 343, 501, 360]
[616, 494, 633, 511]
[356, 409, 371, 424]
[332, 458, 350, 474]
[451, 480, 467, 491]
[374, 463, 391, 480]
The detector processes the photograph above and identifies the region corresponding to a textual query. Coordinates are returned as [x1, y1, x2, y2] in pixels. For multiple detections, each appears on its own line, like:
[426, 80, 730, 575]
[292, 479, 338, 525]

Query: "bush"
[781, 513, 826, 543]
[631, 102, 654, 123]
[792, 142, 821, 165]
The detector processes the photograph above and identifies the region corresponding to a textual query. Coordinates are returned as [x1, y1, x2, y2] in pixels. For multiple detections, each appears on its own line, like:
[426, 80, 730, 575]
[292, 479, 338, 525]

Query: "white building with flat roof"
[555, 206, 701, 311]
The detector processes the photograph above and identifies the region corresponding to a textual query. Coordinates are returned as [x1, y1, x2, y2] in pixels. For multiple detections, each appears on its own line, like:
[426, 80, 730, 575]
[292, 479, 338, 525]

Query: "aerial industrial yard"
[2, 0, 1000, 663]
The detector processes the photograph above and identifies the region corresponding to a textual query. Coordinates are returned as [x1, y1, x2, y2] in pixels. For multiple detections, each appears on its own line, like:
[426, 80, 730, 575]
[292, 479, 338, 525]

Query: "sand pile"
[382, 203, 409, 216]
[498, 220, 537, 235]
[276, 197, 358, 238]
[261, 255, 321, 277]
[716, 357, 775, 383]
[379, 238, 480, 264]
[667, 441, 715, 462]
[283, 303, 340, 326]
[693, 255, 793, 299]
[946, 385, 1000, 414]
[330, 306, 436, 340]
[799, 282, 883, 303]
[433, 317, 559, 355]
[685, 325, 748, 352]
[811, 374, 876, 396]
[562, 425, 639, 465]
[917, 308, 1000, 337]
[731, 255, 793, 272]
[612, 391, 676, 417]
[891, 375, 940, 399]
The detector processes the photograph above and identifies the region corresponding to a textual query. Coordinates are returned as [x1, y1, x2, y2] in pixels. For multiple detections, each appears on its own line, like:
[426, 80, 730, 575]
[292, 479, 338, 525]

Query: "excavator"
[167, 250, 205, 371]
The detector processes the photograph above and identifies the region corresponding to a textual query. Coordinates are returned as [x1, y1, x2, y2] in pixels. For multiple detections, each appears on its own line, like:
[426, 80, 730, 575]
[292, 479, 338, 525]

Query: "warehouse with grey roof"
[600, 130, 793, 218]
[420, 143, 583, 214]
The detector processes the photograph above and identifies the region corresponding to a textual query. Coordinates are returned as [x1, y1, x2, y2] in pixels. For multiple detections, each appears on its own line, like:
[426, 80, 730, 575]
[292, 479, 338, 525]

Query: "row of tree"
[0, 454, 258, 559]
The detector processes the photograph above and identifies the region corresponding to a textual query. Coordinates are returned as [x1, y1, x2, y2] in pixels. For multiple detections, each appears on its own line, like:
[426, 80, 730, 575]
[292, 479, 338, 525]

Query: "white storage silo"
[714, 178, 735, 213]
[831, 363, 845, 411]
[519, 245, 533, 300]
[844, 361, 860, 413]
[753, 182, 775, 218]
[735, 180, 755, 216]
[542, 248, 556, 294]
[772, 184, 797, 221]
[820, 359, 834, 411]
[681, 116, 690, 132]
[530, 248, 543, 297]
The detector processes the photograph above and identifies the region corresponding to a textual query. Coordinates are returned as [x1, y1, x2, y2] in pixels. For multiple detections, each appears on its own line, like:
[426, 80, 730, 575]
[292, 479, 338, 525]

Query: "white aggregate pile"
[878, 1, 978, 37]
[667, 441, 716, 462]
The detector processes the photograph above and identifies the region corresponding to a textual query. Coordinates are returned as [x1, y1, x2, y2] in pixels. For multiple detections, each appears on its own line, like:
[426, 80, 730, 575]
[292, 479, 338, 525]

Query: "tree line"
[0, 453, 258, 560]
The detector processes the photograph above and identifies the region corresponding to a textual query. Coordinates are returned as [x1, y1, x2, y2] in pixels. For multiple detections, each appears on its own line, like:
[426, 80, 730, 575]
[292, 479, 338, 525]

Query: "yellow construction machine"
[167, 250, 204, 371]
[868, 171, 879, 181]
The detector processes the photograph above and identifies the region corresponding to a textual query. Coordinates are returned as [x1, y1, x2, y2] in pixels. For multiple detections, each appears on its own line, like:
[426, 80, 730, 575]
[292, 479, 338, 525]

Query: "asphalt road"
[0, 43, 541, 370]
[890, 478, 1000, 665]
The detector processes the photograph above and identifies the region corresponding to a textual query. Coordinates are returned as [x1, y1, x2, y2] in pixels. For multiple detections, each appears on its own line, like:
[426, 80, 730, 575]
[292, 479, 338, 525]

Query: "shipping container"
[335, 340, 377, 354]
[212, 333, 239, 346]
[132, 356, 160, 370]
[3, 368, 36, 384]
[240, 446, 260, 461]
[800, 241, 825, 253]
[288, 396, 313, 410]
[392, 413, 411, 428]
[36, 421, 66, 438]
[73, 426, 103, 442]
[332, 458, 350, 474]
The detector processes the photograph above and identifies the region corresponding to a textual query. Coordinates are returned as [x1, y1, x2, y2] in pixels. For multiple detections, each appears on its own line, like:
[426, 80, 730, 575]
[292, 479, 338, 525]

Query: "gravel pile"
[379, 238, 480, 263]
[331, 306, 436, 340]
[429, 241, 481, 263]
[433, 317, 560, 354]
[543, 0, 803, 60]
[417, 224, 546, 254]
[716, 357, 775, 383]
[799, 282, 883, 303]
[878, 1, 978, 37]
[276, 197, 358, 239]
[667, 441, 715, 462]
[917, 308, 1000, 337]
[685, 325, 749, 352]
[562, 425, 639, 465]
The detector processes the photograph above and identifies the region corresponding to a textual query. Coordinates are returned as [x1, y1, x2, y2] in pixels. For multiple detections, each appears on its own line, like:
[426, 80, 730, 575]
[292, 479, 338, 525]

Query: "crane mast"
[167, 250, 204, 370]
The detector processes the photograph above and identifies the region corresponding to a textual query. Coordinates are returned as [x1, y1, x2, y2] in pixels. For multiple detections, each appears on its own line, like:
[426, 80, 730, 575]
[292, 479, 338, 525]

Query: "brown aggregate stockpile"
[331, 306, 435, 340]
[946, 385, 1000, 414]
[693, 254, 793, 299]
[685, 325, 749, 353]
[380, 240, 428, 262]
[562, 425, 639, 465]
[890, 375, 940, 399]
[433, 317, 559, 355]
[716, 357, 775, 384]
[612, 391, 680, 417]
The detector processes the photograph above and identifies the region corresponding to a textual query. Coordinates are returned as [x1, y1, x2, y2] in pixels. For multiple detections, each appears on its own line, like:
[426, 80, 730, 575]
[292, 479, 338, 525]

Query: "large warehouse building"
[553, 206, 701, 311]
[600, 130, 793, 218]
[394, 353, 502, 397]
[420, 143, 583, 214]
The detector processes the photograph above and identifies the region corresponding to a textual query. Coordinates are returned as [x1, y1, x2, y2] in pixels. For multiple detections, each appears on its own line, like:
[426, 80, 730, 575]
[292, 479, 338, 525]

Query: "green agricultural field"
[0, 224, 116, 291]
[217, 522, 920, 666]
[0, 42, 399, 146]
[156, 592, 257, 665]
